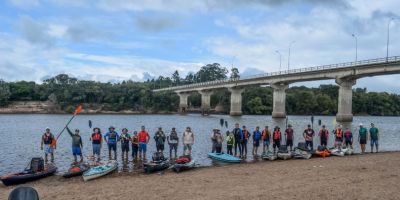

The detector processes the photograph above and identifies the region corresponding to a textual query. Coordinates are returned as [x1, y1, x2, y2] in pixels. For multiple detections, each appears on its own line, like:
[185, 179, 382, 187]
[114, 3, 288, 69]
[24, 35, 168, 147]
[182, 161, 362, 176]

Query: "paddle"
[311, 115, 314, 130]
[51, 105, 83, 148]
[219, 119, 224, 128]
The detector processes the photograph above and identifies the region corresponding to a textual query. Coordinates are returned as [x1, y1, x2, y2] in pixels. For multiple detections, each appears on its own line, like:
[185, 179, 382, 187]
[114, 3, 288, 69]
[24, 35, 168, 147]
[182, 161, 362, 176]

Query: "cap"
[109, 126, 115, 129]
[359, 123, 363, 126]
[288, 124, 292, 127]
[45, 127, 50, 130]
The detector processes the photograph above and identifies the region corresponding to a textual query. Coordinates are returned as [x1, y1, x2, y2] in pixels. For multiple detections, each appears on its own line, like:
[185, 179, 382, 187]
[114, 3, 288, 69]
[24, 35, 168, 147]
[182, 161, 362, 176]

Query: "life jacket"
[91, 133, 102, 143]
[176, 156, 190, 164]
[344, 130, 352, 140]
[227, 135, 234, 145]
[169, 131, 179, 141]
[262, 129, 270, 141]
[121, 133, 130, 144]
[273, 130, 281, 140]
[285, 129, 294, 140]
[335, 129, 343, 139]
[155, 132, 165, 145]
[242, 130, 250, 141]
[42, 133, 54, 144]
[320, 129, 329, 140]
[138, 131, 149, 143]
[253, 131, 261, 141]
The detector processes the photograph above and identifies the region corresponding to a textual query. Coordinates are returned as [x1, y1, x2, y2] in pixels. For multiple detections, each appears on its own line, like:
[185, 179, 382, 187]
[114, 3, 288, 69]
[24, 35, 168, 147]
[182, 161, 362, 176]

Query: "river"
[0, 114, 398, 175]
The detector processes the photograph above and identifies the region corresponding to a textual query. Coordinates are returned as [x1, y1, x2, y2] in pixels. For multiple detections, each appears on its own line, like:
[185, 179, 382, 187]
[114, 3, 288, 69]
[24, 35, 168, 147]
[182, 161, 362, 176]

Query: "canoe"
[292, 148, 312, 159]
[1, 164, 57, 186]
[82, 160, 117, 181]
[208, 153, 241, 163]
[173, 156, 195, 173]
[62, 163, 90, 178]
[8, 187, 39, 200]
[261, 151, 277, 161]
[143, 160, 170, 173]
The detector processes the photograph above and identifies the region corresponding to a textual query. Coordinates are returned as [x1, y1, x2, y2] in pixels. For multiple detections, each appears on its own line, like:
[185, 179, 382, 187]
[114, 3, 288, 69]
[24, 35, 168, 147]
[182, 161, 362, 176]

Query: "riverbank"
[1, 152, 399, 200]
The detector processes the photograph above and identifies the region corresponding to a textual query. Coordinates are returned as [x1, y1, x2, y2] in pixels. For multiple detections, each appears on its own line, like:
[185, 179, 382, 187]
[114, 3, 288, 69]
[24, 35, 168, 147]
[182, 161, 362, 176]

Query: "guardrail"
[153, 56, 400, 92]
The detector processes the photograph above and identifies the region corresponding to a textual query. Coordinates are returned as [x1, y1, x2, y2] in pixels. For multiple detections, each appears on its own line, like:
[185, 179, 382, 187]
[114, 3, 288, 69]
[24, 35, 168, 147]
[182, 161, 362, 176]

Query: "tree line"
[0, 63, 399, 116]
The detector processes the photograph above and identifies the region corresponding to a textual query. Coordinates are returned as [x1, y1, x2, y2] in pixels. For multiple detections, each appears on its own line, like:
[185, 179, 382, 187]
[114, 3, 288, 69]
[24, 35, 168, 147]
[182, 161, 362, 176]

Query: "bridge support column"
[199, 90, 213, 115]
[176, 92, 190, 114]
[272, 83, 288, 118]
[228, 87, 244, 116]
[336, 78, 356, 122]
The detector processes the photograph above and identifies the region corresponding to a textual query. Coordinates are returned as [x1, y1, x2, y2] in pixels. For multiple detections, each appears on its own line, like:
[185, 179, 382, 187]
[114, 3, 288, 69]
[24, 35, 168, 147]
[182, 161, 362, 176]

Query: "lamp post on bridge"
[275, 50, 282, 72]
[288, 41, 295, 71]
[352, 33, 358, 62]
[386, 17, 396, 62]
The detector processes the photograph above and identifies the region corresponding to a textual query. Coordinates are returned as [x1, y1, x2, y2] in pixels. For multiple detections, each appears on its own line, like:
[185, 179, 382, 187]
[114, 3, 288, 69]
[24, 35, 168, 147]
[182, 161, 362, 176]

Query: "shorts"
[371, 139, 378, 146]
[360, 139, 367, 145]
[121, 143, 130, 152]
[273, 140, 281, 149]
[320, 139, 327, 146]
[253, 140, 260, 147]
[184, 144, 192, 151]
[92, 144, 101, 155]
[108, 143, 117, 151]
[44, 144, 54, 154]
[139, 142, 147, 152]
[345, 140, 352, 146]
[286, 139, 293, 147]
[263, 140, 270, 146]
[72, 147, 82, 156]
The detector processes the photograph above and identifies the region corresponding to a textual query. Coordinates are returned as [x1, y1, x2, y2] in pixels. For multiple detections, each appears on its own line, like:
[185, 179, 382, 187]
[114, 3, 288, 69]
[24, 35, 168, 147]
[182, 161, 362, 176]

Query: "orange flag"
[74, 105, 83, 115]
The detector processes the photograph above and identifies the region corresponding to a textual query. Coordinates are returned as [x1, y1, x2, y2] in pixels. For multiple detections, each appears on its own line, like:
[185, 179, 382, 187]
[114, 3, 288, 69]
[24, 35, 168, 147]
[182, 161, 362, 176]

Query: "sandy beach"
[1, 152, 400, 200]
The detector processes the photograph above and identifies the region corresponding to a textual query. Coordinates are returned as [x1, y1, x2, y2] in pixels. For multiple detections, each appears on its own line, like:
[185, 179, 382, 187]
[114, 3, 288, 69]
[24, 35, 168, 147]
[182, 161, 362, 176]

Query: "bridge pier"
[199, 90, 213, 115]
[176, 92, 190, 114]
[228, 87, 244, 116]
[336, 78, 356, 122]
[272, 83, 289, 118]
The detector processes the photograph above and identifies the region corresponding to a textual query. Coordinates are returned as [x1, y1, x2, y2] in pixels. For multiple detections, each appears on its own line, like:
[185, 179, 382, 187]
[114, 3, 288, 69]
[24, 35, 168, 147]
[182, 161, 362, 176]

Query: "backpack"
[30, 157, 44, 172]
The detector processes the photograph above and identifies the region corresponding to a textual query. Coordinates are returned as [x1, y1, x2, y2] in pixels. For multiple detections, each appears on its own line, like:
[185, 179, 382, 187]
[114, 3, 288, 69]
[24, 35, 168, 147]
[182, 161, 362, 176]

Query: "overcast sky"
[0, 0, 399, 92]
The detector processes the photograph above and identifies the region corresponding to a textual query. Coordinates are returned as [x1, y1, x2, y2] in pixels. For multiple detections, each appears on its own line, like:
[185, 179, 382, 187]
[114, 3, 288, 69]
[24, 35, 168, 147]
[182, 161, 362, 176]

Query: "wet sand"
[1, 152, 400, 200]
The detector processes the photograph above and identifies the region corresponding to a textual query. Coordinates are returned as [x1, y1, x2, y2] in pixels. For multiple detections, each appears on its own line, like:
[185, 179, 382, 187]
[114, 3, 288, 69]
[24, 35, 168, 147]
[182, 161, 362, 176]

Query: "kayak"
[277, 151, 292, 160]
[342, 147, 354, 155]
[330, 148, 345, 157]
[208, 153, 241, 163]
[82, 160, 117, 181]
[292, 148, 312, 159]
[143, 160, 170, 173]
[261, 151, 277, 161]
[62, 163, 90, 178]
[8, 187, 40, 200]
[173, 156, 195, 173]
[1, 164, 57, 186]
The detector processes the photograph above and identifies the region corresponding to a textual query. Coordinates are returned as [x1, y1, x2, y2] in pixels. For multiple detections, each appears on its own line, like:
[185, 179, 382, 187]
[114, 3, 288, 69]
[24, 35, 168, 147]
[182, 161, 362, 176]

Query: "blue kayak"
[208, 153, 241, 163]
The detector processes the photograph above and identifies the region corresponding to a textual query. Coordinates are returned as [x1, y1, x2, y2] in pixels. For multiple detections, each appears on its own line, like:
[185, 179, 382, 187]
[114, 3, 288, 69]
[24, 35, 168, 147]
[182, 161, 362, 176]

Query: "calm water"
[0, 114, 398, 175]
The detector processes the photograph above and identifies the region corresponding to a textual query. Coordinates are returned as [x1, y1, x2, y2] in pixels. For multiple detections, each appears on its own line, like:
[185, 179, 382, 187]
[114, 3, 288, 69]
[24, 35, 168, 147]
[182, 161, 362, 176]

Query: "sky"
[0, 0, 399, 92]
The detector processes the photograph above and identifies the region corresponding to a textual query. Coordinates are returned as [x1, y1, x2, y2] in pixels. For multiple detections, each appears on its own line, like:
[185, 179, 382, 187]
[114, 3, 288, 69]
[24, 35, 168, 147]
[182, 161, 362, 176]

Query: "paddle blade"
[89, 120, 92, 128]
[220, 119, 224, 127]
[225, 121, 228, 128]
[74, 105, 83, 115]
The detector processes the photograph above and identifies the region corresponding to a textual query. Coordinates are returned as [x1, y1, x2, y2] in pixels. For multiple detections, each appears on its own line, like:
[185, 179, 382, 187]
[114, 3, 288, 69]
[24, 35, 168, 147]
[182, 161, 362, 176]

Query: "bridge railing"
[154, 56, 400, 92]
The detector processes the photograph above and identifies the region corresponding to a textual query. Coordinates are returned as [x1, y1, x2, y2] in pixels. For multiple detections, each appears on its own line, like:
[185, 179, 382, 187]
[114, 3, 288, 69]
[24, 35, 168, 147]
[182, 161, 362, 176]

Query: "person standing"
[131, 131, 139, 160]
[240, 126, 251, 158]
[262, 126, 271, 153]
[358, 124, 368, 154]
[120, 128, 131, 161]
[167, 127, 179, 159]
[252, 126, 262, 156]
[40, 127, 55, 163]
[211, 129, 218, 153]
[138, 126, 150, 160]
[90, 127, 102, 162]
[303, 124, 315, 151]
[154, 127, 166, 153]
[232, 123, 242, 157]
[182, 127, 195, 155]
[226, 131, 235, 155]
[369, 123, 379, 153]
[66, 126, 83, 163]
[272, 126, 282, 153]
[285, 124, 294, 151]
[318, 125, 329, 147]
[344, 127, 353, 149]
[104, 126, 119, 160]
[333, 125, 344, 150]
[211, 129, 224, 153]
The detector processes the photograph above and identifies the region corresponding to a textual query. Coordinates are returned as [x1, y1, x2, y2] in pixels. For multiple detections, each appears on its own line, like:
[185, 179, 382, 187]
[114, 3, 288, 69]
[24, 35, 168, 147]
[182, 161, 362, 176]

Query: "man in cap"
[104, 126, 119, 160]
[183, 127, 194, 155]
[285, 124, 294, 151]
[318, 125, 329, 147]
[40, 127, 55, 163]
[358, 123, 367, 154]
[369, 123, 379, 153]
[167, 127, 179, 159]
[303, 124, 315, 151]
[154, 127, 166, 153]
[66, 126, 83, 162]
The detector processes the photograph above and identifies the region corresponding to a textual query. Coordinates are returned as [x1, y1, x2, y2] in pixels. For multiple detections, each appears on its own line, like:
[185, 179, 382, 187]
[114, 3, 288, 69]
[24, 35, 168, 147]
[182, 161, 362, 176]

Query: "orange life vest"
[335, 129, 343, 138]
[273, 131, 281, 140]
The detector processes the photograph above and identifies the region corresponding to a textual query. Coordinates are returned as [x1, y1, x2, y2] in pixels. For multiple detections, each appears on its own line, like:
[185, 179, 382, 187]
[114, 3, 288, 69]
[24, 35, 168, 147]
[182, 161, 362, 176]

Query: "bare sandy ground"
[1, 152, 400, 200]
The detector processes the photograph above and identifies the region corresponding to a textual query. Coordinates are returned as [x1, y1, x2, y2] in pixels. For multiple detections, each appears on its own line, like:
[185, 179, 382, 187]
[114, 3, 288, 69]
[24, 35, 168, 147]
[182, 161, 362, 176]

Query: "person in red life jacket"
[90, 127, 102, 162]
[137, 126, 150, 161]
[262, 126, 271, 153]
[40, 127, 55, 163]
[285, 124, 294, 151]
[252, 126, 262, 156]
[303, 124, 315, 151]
[272, 126, 282, 153]
[131, 131, 139, 160]
[318, 125, 329, 148]
[344, 127, 353, 149]
[333, 125, 344, 150]
[240, 126, 251, 158]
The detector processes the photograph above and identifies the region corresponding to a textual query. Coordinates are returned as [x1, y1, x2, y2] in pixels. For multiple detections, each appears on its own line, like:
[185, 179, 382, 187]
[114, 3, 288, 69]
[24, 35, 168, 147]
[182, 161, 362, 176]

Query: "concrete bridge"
[153, 56, 400, 122]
